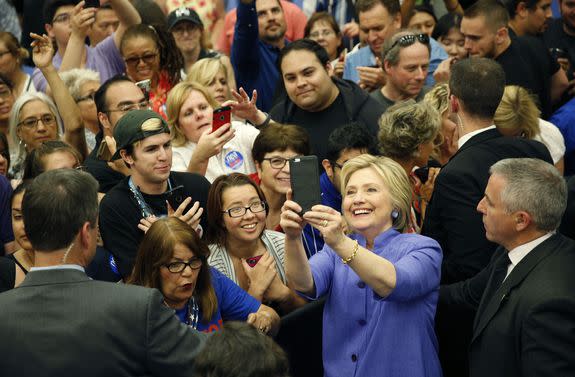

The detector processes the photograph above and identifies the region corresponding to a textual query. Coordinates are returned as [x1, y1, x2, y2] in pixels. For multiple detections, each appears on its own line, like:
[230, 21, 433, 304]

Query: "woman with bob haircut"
[186, 57, 236, 106]
[206, 173, 306, 314]
[281, 154, 442, 377]
[423, 83, 458, 165]
[129, 216, 279, 334]
[166, 81, 260, 182]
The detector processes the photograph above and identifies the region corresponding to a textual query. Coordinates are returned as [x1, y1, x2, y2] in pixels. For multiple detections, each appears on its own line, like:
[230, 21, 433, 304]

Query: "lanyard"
[128, 176, 172, 218]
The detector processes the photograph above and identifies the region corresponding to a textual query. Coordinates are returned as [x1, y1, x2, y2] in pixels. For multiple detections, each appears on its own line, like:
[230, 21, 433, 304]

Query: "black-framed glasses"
[389, 33, 430, 51]
[164, 257, 204, 273]
[124, 52, 158, 67]
[76, 92, 96, 103]
[18, 114, 57, 129]
[106, 100, 149, 113]
[262, 157, 293, 169]
[223, 201, 267, 218]
[52, 13, 71, 24]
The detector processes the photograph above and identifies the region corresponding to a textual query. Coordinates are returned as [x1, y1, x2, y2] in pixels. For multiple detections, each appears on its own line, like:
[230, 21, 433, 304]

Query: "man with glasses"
[371, 31, 431, 112]
[343, 0, 447, 90]
[168, 7, 220, 74]
[84, 75, 148, 193]
[32, 0, 140, 93]
[99, 109, 211, 280]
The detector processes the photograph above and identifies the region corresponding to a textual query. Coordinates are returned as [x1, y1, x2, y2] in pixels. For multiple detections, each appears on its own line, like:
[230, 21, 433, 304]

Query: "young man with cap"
[99, 109, 211, 279]
[167, 7, 220, 74]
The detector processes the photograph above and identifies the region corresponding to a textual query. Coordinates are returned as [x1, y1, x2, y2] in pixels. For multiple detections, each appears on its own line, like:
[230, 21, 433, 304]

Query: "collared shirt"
[343, 37, 448, 87]
[457, 125, 496, 149]
[30, 265, 86, 273]
[504, 232, 554, 279]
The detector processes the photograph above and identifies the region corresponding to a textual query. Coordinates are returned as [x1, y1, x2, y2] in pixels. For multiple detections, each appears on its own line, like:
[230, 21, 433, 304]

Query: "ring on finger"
[322, 219, 328, 227]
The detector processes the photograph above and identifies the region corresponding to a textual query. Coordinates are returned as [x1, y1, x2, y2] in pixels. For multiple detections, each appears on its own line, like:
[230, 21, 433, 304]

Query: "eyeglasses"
[52, 13, 71, 24]
[124, 53, 158, 67]
[223, 201, 267, 218]
[0, 50, 12, 58]
[18, 114, 57, 129]
[389, 33, 430, 51]
[172, 23, 199, 36]
[262, 156, 295, 169]
[0, 88, 12, 99]
[106, 100, 150, 113]
[164, 257, 204, 273]
[309, 29, 335, 39]
[76, 92, 96, 103]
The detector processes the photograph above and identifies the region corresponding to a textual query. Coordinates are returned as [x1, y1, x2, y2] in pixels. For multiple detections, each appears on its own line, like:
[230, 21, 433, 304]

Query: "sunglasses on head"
[389, 33, 430, 51]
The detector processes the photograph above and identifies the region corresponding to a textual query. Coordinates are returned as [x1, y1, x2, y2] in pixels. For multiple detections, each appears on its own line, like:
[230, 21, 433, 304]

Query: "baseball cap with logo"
[111, 109, 170, 161]
[167, 7, 203, 31]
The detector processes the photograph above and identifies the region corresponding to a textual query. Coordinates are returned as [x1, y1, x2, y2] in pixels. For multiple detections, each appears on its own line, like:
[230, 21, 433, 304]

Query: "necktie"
[482, 252, 512, 304]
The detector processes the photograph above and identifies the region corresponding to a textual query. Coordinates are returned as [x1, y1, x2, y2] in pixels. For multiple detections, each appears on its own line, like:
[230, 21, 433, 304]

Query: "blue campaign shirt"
[343, 38, 448, 87]
[175, 267, 261, 333]
[302, 229, 443, 377]
[549, 97, 575, 175]
[231, 0, 285, 112]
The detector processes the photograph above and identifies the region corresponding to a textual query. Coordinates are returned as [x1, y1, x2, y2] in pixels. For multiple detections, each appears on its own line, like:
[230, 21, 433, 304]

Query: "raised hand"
[30, 33, 55, 70]
[193, 122, 236, 162]
[303, 204, 347, 249]
[280, 190, 306, 240]
[70, 1, 97, 37]
[241, 252, 277, 300]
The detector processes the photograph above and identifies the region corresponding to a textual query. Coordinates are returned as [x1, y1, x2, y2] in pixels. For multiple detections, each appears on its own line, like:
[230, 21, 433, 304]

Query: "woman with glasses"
[304, 12, 343, 73]
[8, 33, 87, 180]
[0, 32, 36, 100]
[281, 154, 442, 377]
[120, 24, 184, 119]
[378, 100, 441, 232]
[251, 123, 310, 231]
[129, 216, 280, 334]
[60, 69, 101, 152]
[206, 173, 306, 315]
[166, 81, 260, 182]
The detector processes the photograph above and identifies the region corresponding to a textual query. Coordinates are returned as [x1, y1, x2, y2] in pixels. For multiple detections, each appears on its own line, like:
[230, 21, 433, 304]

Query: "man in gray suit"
[0, 169, 208, 376]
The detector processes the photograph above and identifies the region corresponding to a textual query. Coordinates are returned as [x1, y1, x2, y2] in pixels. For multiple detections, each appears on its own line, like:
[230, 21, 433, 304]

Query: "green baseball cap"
[111, 110, 170, 161]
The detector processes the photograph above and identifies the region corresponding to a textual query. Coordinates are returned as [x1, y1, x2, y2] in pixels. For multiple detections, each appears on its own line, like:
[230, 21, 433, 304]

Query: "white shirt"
[30, 264, 85, 272]
[171, 121, 259, 183]
[535, 119, 565, 164]
[504, 232, 554, 280]
[458, 125, 496, 149]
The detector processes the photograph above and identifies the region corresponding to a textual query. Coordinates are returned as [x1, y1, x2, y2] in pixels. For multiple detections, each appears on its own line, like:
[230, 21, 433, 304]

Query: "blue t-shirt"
[175, 267, 261, 332]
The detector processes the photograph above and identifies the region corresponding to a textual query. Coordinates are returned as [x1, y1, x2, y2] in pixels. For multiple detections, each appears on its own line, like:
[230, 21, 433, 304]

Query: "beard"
[260, 23, 286, 43]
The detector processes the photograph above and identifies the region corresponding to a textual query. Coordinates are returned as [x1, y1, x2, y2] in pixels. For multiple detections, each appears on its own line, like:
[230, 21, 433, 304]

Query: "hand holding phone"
[212, 106, 231, 132]
[290, 156, 322, 214]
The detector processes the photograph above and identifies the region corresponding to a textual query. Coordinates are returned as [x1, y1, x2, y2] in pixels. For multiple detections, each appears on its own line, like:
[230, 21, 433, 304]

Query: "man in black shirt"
[505, 0, 553, 37]
[270, 39, 383, 163]
[99, 110, 210, 279]
[461, 0, 568, 118]
[544, 0, 575, 81]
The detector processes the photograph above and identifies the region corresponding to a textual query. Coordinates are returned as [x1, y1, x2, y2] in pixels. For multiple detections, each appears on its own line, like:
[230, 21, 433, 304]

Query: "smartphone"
[290, 155, 322, 214]
[246, 255, 263, 267]
[549, 48, 568, 61]
[84, 0, 100, 8]
[165, 185, 186, 211]
[96, 139, 112, 161]
[136, 79, 151, 100]
[212, 106, 231, 132]
[413, 167, 429, 184]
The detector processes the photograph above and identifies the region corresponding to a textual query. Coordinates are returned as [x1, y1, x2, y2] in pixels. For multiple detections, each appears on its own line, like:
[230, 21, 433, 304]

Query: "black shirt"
[544, 18, 575, 80]
[496, 36, 560, 119]
[84, 132, 125, 193]
[99, 171, 211, 278]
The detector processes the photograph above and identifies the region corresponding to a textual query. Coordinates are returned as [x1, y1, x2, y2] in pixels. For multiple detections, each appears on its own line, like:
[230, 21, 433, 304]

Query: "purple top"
[32, 35, 125, 93]
[305, 228, 443, 377]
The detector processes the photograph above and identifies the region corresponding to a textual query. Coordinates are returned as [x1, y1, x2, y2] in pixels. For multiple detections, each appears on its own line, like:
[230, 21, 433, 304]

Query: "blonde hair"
[166, 81, 218, 147]
[340, 154, 412, 233]
[378, 100, 440, 161]
[494, 85, 540, 139]
[187, 58, 230, 94]
[423, 83, 450, 161]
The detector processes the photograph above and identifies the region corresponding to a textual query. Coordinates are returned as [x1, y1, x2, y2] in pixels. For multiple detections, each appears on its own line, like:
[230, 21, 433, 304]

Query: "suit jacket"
[440, 233, 575, 377]
[422, 128, 553, 284]
[0, 268, 208, 377]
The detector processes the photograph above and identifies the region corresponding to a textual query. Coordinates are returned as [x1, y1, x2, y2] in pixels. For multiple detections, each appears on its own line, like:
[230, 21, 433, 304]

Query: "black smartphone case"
[290, 155, 322, 213]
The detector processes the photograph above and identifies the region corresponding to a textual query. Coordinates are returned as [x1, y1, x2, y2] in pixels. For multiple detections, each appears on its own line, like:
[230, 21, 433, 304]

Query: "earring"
[391, 209, 399, 220]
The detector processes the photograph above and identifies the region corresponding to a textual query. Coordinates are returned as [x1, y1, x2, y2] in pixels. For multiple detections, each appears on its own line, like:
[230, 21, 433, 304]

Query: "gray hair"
[378, 99, 441, 160]
[9, 92, 64, 162]
[382, 29, 431, 66]
[23, 169, 99, 251]
[59, 69, 101, 101]
[490, 158, 567, 232]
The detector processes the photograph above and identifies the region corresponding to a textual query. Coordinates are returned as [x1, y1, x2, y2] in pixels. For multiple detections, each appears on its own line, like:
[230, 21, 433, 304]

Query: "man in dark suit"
[422, 57, 553, 377]
[440, 158, 575, 377]
[0, 169, 208, 376]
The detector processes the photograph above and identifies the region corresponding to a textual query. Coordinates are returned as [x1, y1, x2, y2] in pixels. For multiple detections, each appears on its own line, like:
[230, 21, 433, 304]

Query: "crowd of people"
[0, 0, 575, 376]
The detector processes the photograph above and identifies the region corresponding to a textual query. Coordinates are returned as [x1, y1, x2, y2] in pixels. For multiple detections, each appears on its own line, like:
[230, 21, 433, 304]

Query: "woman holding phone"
[129, 216, 279, 334]
[281, 154, 442, 377]
[166, 81, 260, 182]
[205, 173, 306, 315]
